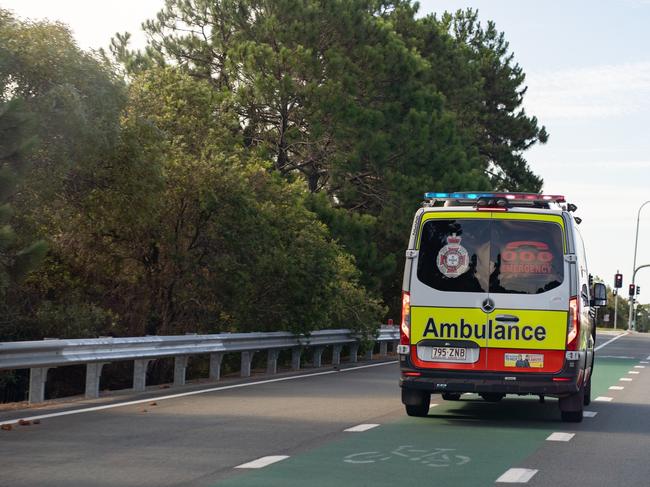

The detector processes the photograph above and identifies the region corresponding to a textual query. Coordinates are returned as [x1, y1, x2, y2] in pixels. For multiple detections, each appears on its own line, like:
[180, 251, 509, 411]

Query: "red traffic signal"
[629, 284, 636, 296]
[615, 273, 623, 288]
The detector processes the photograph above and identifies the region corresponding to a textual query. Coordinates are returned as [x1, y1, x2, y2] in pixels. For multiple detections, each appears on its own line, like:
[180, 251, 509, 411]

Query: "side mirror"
[592, 283, 607, 307]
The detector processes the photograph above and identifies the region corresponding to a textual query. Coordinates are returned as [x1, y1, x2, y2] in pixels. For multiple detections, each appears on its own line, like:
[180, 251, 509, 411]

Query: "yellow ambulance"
[398, 192, 607, 422]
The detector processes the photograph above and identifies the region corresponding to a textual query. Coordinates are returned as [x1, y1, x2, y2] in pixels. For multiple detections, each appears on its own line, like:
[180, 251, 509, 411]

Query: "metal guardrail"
[0, 327, 399, 404]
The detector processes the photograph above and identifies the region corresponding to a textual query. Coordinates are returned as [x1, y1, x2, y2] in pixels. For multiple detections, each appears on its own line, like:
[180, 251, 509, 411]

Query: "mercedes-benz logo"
[481, 298, 495, 313]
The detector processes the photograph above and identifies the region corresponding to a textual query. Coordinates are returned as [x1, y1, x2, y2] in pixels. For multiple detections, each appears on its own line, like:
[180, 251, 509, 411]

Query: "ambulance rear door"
[409, 211, 491, 371]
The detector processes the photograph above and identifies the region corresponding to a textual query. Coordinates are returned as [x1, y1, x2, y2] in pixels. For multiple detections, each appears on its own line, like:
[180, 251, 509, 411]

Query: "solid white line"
[344, 423, 379, 432]
[0, 361, 398, 426]
[546, 432, 575, 442]
[496, 468, 538, 483]
[595, 332, 629, 351]
[594, 396, 613, 402]
[429, 404, 439, 409]
[620, 378, 633, 382]
[634, 365, 646, 369]
[583, 411, 598, 418]
[339, 361, 398, 372]
[235, 455, 289, 469]
[609, 386, 624, 390]
[628, 371, 641, 374]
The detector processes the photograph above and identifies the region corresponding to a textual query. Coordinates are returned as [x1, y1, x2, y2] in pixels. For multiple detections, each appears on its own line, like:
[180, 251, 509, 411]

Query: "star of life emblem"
[437, 233, 469, 278]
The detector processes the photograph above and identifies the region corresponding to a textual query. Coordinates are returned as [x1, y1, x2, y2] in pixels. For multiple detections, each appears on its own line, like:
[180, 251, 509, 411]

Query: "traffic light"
[637, 285, 641, 295]
[615, 273, 623, 288]
[629, 284, 636, 296]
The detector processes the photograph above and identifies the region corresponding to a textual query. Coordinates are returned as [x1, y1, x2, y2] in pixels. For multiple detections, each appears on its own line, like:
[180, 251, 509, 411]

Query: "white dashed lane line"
[634, 365, 646, 369]
[235, 456, 290, 469]
[496, 468, 538, 483]
[609, 386, 624, 390]
[584, 411, 598, 418]
[344, 424, 379, 432]
[620, 377, 633, 381]
[641, 361, 649, 364]
[546, 432, 574, 442]
[628, 371, 640, 375]
[595, 396, 614, 402]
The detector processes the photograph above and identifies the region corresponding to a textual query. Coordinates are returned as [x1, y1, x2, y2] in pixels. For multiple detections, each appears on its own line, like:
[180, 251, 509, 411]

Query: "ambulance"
[398, 192, 607, 422]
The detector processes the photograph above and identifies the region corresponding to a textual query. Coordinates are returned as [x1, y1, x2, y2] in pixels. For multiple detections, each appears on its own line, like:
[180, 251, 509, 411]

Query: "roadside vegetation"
[0, 1, 548, 344]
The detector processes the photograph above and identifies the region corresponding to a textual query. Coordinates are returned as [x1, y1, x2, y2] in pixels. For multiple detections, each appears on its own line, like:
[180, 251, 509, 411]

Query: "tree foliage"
[0, 2, 547, 342]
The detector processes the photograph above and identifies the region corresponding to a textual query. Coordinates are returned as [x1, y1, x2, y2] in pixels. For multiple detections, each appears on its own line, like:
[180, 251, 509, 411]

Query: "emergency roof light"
[423, 192, 566, 204]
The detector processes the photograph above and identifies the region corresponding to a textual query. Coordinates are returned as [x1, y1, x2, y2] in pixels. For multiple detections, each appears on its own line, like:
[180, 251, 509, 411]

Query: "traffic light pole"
[628, 264, 650, 331]
[614, 292, 618, 330]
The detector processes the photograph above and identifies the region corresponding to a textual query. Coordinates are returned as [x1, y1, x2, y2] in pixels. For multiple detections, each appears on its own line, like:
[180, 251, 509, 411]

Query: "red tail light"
[400, 291, 411, 345]
[567, 296, 579, 351]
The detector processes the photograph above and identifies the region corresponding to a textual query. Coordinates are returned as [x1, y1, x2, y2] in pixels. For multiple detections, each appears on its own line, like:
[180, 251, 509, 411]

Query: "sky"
[2, 0, 650, 312]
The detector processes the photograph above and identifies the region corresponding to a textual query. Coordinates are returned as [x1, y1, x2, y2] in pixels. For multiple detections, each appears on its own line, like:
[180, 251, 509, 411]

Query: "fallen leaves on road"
[150, 402, 158, 406]
[1, 424, 12, 431]
[18, 419, 31, 426]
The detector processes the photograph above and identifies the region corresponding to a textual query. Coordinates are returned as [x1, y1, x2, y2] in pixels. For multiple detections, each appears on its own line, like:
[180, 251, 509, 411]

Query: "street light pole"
[629, 264, 650, 330]
[629, 201, 650, 331]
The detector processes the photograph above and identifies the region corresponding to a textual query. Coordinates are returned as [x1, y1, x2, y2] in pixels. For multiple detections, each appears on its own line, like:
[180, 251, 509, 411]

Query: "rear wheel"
[404, 390, 431, 417]
[561, 409, 584, 423]
[442, 392, 461, 401]
[559, 385, 584, 423]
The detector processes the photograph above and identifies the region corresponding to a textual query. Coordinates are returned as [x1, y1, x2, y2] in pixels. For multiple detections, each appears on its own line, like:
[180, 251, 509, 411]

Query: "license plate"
[431, 347, 469, 362]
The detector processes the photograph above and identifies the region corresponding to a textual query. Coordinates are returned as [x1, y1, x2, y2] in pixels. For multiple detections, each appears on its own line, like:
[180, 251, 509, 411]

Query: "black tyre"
[480, 393, 505, 402]
[559, 386, 584, 423]
[442, 392, 461, 401]
[404, 391, 431, 417]
[561, 409, 583, 423]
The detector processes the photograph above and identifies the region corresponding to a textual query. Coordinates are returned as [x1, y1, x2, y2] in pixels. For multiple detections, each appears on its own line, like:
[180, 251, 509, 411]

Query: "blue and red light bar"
[424, 192, 566, 203]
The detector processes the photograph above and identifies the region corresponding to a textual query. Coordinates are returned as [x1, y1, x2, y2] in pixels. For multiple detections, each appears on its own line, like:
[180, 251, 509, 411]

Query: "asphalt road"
[2, 332, 650, 487]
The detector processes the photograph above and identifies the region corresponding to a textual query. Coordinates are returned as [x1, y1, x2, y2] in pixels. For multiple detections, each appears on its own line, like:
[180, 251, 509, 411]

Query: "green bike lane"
[215, 355, 636, 487]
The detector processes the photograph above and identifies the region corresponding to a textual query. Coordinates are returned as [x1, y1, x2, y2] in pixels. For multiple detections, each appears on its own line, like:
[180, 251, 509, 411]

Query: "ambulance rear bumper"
[399, 368, 581, 396]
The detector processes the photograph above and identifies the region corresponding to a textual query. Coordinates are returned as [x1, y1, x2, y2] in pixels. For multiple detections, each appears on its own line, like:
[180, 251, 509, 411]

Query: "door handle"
[495, 314, 519, 323]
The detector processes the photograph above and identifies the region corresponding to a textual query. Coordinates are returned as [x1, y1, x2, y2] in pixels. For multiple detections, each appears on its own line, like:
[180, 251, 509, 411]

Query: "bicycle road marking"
[343, 445, 470, 468]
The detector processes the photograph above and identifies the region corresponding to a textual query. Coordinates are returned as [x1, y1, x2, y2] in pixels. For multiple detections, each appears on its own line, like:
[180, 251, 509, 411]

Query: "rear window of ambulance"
[417, 218, 564, 295]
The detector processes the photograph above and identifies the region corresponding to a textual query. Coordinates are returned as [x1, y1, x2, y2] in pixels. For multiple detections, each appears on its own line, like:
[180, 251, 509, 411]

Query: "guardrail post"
[266, 349, 280, 375]
[209, 352, 224, 381]
[312, 347, 325, 368]
[133, 359, 150, 392]
[332, 345, 343, 365]
[174, 355, 189, 386]
[28, 367, 49, 404]
[85, 362, 107, 399]
[349, 343, 359, 363]
[379, 341, 388, 357]
[241, 351, 255, 378]
[291, 348, 301, 370]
